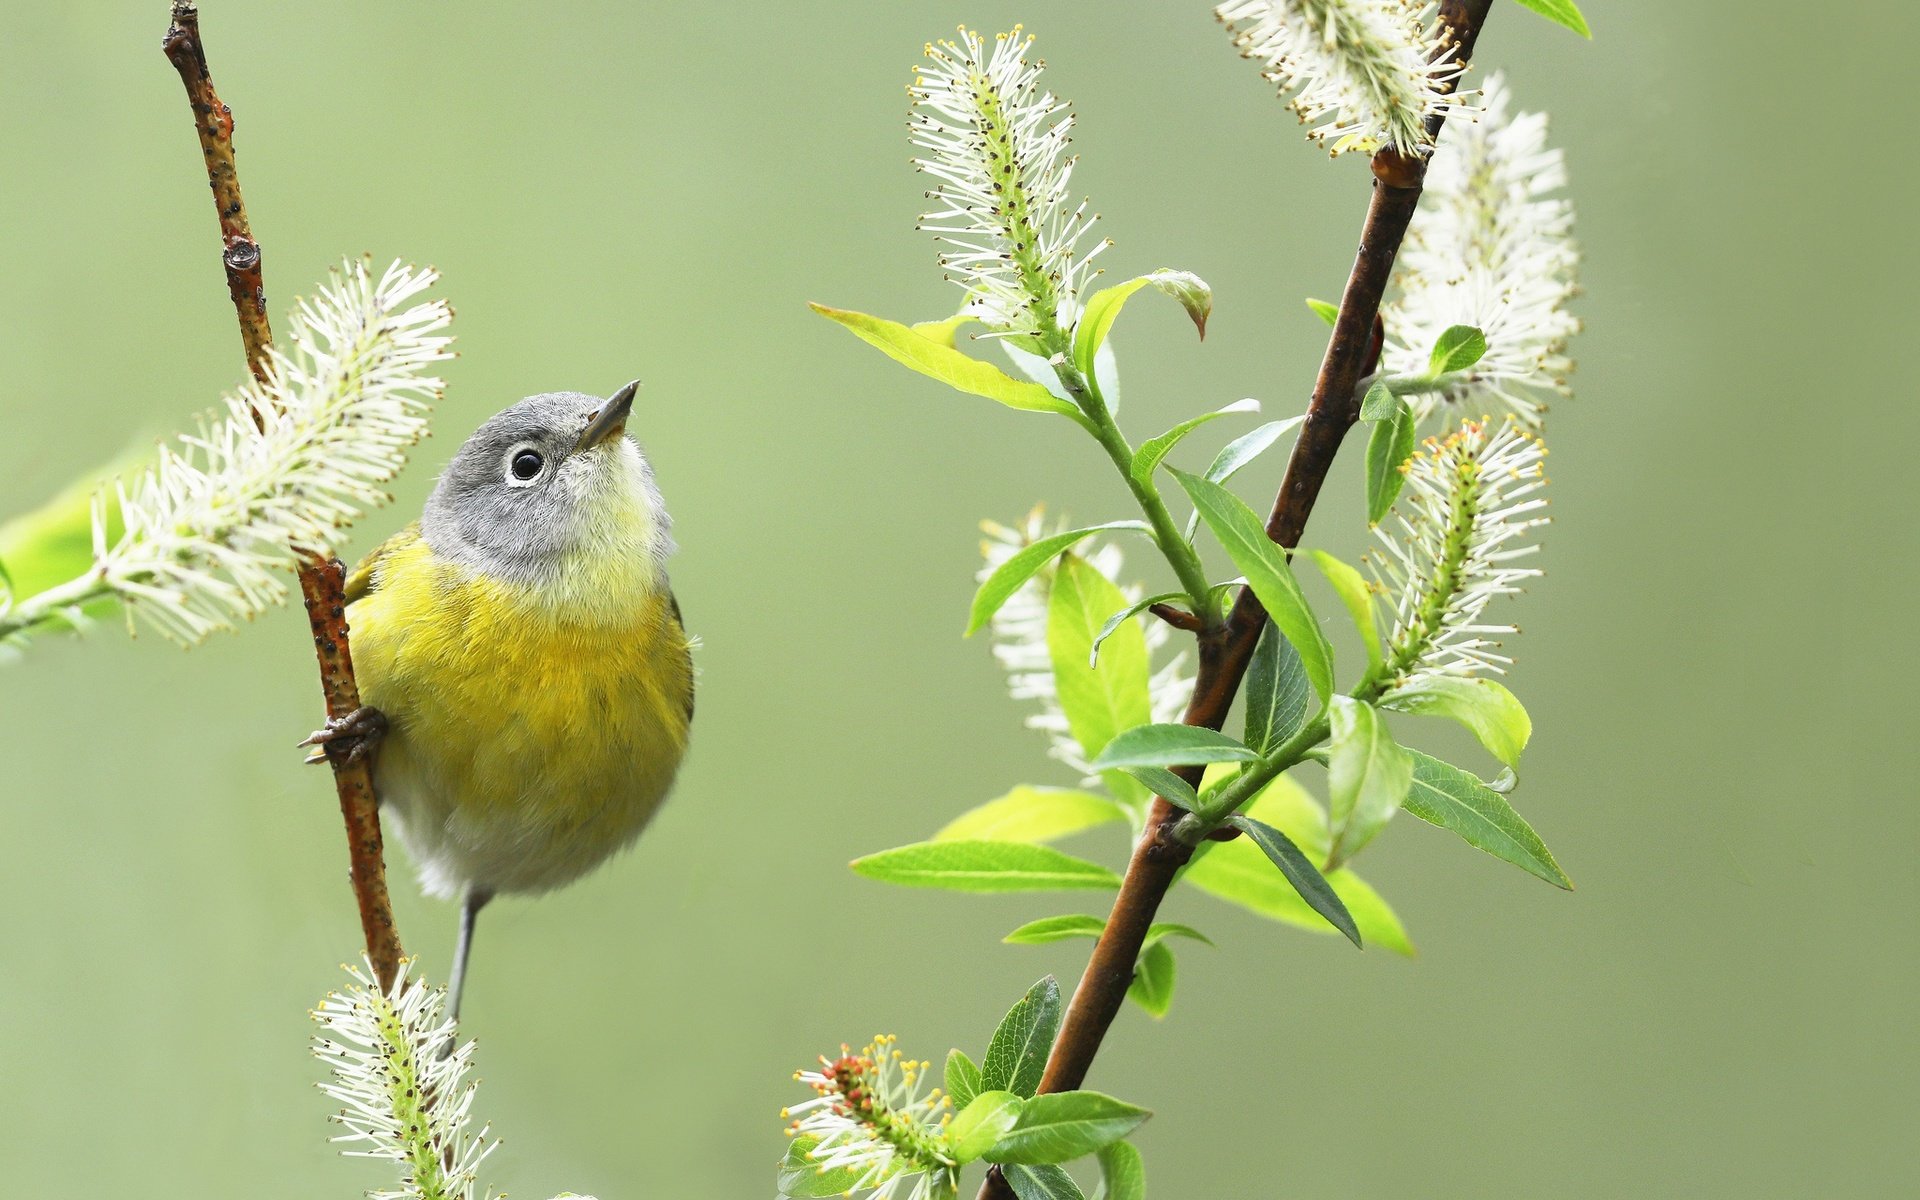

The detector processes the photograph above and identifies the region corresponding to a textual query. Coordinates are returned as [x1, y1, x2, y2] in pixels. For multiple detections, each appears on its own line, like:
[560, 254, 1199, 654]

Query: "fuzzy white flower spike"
[1216, 0, 1470, 157]
[911, 27, 1109, 342]
[1383, 73, 1580, 426]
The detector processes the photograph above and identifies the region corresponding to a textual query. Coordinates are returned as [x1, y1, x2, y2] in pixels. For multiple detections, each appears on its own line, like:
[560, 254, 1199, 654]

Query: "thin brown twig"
[979, 4, 1495, 1195]
[162, 1, 405, 992]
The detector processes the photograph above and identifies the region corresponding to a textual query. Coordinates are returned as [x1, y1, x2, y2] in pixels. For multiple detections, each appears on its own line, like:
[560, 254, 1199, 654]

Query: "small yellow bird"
[305, 382, 693, 1019]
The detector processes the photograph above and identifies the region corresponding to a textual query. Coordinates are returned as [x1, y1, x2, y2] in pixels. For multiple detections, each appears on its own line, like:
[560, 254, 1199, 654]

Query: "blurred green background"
[2, 2, 1912, 1196]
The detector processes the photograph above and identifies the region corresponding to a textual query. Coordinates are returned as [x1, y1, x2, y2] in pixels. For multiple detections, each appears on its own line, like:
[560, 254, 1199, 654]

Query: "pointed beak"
[574, 380, 639, 453]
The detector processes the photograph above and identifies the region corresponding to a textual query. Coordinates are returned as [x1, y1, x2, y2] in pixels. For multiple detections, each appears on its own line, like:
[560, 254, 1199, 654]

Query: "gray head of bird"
[422, 382, 674, 593]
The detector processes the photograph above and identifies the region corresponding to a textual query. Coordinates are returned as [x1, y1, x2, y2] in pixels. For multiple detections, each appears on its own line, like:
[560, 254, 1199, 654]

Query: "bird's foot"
[299, 705, 389, 766]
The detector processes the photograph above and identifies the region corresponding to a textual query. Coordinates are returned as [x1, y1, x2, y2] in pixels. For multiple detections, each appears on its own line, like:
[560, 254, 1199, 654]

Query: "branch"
[161, 1, 405, 991]
[980, 4, 1494, 1194]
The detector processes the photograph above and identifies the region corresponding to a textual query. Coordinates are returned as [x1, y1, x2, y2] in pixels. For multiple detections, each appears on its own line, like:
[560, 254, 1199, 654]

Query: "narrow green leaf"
[1049, 554, 1153, 766]
[851, 841, 1122, 893]
[1244, 622, 1310, 756]
[983, 977, 1062, 1098]
[1004, 915, 1211, 948]
[1131, 398, 1259, 486]
[1358, 379, 1398, 422]
[810, 303, 1089, 424]
[1403, 750, 1572, 888]
[1428, 324, 1489, 375]
[1305, 297, 1340, 327]
[1204, 416, 1304, 484]
[969, 523, 1151, 635]
[1305, 549, 1383, 672]
[910, 310, 979, 348]
[1005, 1163, 1087, 1200]
[935, 787, 1129, 844]
[1333, 872, 1415, 956]
[946, 1049, 983, 1109]
[1144, 922, 1214, 948]
[1126, 941, 1177, 1018]
[1171, 469, 1333, 701]
[1326, 697, 1414, 869]
[1511, 0, 1592, 37]
[950, 1091, 1025, 1163]
[778, 1135, 873, 1196]
[1090, 723, 1258, 771]
[1004, 914, 1109, 945]
[987, 1091, 1152, 1165]
[1096, 1142, 1146, 1200]
[1091, 592, 1187, 667]
[1119, 766, 1197, 812]
[1182, 776, 1413, 953]
[1073, 270, 1212, 377]
[1005, 338, 1123, 414]
[1365, 397, 1417, 524]
[1225, 814, 1360, 947]
[1382, 676, 1531, 768]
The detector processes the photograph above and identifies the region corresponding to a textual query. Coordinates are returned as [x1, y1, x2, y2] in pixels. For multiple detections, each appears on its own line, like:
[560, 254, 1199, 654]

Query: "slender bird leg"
[298, 705, 389, 766]
[446, 887, 494, 1029]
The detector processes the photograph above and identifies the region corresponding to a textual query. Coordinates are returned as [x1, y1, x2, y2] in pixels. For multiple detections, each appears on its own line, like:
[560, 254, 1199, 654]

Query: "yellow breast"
[347, 534, 693, 898]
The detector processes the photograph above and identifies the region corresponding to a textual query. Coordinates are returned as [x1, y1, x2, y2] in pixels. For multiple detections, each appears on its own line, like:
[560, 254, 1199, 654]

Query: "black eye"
[510, 449, 544, 480]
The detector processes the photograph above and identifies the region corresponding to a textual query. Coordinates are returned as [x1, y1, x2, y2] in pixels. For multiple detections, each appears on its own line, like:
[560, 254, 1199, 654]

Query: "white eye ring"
[504, 444, 547, 487]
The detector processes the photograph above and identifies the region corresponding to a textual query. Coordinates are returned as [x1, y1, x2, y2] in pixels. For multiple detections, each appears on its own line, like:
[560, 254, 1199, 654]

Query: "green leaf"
[1121, 766, 1200, 811]
[983, 977, 1062, 1098]
[1244, 622, 1310, 756]
[1090, 592, 1187, 667]
[1304, 549, 1383, 672]
[1004, 915, 1211, 948]
[1049, 554, 1153, 767]
[1365, 396, 1417, 524]
[910, 310, 979, 347]
[851, 841, 1122, 893]
[779, 1135, 875, 1196]
[946, 1049, 983, 1109]
[1511, 0, 1592, 37]
[969, 523, 1151, 635]
[1326, 697, 1413, 869]
[1182, 777, 1413, 954]
[0, 458, 126, 609]
[1358, 379, 1398, 422]
[1305, 297, 1340, 327]
[1204, 416, 1304, 485]
[1171, 469, 1333, 701]
[1126, 941, 1176, 1017]
[1381, 676, 1531, 768]
[1144, 921, 1214, 948]
[1095, 1142, 1146, 1200]
[1131, 398, 1259, 486]
[1428, 324, 1489, 375]
[1073, 270, 1212, 378]
[986, 1091, 1151, 1165]
[1402, 750, 1571, 888]
[1004, 1163, 1087, 1200]
[1004, 914, 1109, 945]
[1090, 723, 1258, 771]
[1333, 872, 1415, 956]
[935, 787, 1129, 844]
[809, 303, 1090, 425]
[950, 1091, 1025, 1163]
[1003, 339, 1122, 414]
[1225, 814, 1359, 947]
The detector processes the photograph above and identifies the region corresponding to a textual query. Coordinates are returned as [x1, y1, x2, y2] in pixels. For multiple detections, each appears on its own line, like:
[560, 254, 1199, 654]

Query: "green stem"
[0, 572, 112, 642]
[1380, 369, 1466, 396]
[1033, 337, 1218, 622]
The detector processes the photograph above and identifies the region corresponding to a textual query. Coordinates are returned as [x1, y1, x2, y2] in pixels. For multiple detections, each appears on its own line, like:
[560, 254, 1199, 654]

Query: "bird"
[302, 381, 693, 1021]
